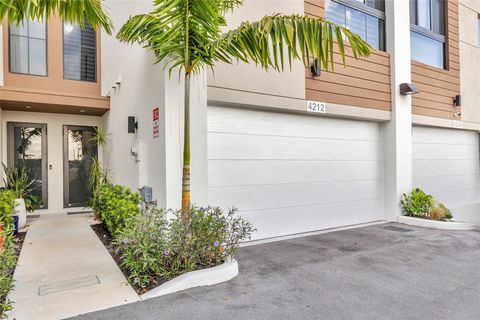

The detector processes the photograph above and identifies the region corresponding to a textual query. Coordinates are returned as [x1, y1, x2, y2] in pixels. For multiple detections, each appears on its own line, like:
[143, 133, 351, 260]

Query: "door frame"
[6, 122, 49, 209]
[63, 125, 98, 208]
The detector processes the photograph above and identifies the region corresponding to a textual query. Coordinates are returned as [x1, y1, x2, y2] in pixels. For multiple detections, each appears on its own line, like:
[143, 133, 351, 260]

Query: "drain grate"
[38, 275, 100, 296]
[27, 214, 40, 219]
[383, 226, 413, 233]
[67, 211, 93, 215]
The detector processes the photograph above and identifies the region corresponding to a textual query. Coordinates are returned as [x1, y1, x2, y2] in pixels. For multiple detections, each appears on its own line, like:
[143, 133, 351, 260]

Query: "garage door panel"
[412, 143, 478, 160]
[209, 106, 385, 240]
[208, 107, 382, 141]
[413, 175, 480, 194]
[209, 177, 383, 212]
[412, 126, 478, 145]
[209, 133, 382, 161]
[413, 159, 480, 177]
[242, 199, 384, 240]
[412, 126, 480, 209]
[209, 160, 383, 187]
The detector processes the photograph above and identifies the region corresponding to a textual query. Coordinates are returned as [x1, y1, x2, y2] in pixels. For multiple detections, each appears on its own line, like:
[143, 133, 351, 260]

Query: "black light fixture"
[128, 116, 138, 133]
[399, 83, 419, 95]
[453, 95, 461, 107]
[311, 59, 321, 77]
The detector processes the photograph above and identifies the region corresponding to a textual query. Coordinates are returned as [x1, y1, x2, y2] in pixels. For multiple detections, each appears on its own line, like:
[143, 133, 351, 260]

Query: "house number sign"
[306, 100, 326, 113]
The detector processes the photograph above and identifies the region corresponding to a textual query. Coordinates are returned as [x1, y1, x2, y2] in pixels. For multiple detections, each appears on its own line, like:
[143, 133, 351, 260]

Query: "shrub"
[0, 190, 17, 318]
[0, 190, 15, 229]
[0, 230, 16, 318]
[115, 206, 255, 288]
[400, 188, 452, 220]
[97, 184, 141, 236]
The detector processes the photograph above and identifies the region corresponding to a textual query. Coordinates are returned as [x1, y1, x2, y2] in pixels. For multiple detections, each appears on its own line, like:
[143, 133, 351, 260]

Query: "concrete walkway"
[7, 213, 139, 320]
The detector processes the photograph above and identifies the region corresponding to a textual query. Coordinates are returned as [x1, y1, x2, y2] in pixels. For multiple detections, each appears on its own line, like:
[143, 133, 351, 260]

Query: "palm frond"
[217, 14, 371, 72]
[117, 0, 245, 74]
[0, 0, 113, 34]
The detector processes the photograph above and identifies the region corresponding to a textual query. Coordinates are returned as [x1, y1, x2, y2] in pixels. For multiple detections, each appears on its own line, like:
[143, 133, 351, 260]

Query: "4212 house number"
[306, 100, 326, 113]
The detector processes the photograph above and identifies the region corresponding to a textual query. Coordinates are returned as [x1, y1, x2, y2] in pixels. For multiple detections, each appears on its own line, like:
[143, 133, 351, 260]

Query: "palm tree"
[118, 0, 371, 213]
[0, 0, 112, 34]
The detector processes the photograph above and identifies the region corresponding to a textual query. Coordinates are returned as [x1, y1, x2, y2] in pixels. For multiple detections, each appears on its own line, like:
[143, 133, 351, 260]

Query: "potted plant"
[2, 164, 38, 229]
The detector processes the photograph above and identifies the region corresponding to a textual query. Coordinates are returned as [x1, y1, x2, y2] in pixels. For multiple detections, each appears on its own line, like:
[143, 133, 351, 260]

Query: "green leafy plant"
[2, 164, 35, 199]
[0, 191, 16, 230]
[115, 205, 255, 288]
[97, 184, 141, 236]
[2, 164, 40, 213]
[88, 128, 111, 217]
[400, 188, 453, 221]
[117, 0, 372, 211]
[0, 190, 18, 318]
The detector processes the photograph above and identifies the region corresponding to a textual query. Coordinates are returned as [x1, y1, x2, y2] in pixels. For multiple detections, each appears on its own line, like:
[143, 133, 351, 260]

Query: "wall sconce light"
[453, 95, 461, 107]
[128, 116, 138, 133]
[399, 83, 419, 95]
[311, 59, 321, 77]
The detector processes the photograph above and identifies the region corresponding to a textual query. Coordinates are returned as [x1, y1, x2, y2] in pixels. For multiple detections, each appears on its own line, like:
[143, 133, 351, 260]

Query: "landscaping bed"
[1, 232, 26, 317]
[91, 222, 165, 294]
[89, 184, 254, 296]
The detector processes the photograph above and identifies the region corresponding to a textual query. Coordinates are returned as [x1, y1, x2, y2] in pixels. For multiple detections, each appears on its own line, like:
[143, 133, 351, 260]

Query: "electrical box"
[139, 186, 153, 203]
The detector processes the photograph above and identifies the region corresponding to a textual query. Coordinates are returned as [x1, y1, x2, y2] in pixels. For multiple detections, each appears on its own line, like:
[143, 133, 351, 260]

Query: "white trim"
[412, 115, 480, 131]
[397, 215, 480, 230]
[208, 86, 391, 123]
[140, 257, 238, 300]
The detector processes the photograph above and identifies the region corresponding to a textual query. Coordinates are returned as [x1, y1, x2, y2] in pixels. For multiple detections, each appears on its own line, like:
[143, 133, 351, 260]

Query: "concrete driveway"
[71, 223, 480, 320]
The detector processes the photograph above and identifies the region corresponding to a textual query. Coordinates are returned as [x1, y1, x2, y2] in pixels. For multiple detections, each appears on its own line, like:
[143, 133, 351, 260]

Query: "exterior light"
[311, 59, 321, 77]
[453, 95, 461, 107]
[399, 83, 419, 95]
[128, 116, 138, 133]
[79, 110, 86, 113]
[25, 105, 32, 109]
[64, 24, 74, 33]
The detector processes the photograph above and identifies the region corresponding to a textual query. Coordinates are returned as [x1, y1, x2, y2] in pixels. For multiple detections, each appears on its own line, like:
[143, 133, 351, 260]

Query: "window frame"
[327, 0, 386, 51]
[62, 20, 98, 83]
[410, 0, 447, 69]
[8, 20, 48, 77]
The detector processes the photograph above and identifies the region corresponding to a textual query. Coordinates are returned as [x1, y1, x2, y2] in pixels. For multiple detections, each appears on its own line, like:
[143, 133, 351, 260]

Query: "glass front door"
[7, 122, 48, 208]
[63, 126, 98, 208]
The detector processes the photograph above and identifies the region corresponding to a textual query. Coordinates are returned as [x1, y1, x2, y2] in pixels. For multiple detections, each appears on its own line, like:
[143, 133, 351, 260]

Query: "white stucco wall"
[101, 1, 208, 209]
[0, 111, 103, 214]
[459, 1, 480, 124]
[207, 0, 306, 105]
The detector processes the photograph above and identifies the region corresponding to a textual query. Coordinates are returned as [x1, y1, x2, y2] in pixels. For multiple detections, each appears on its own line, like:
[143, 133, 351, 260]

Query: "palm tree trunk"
[181, 72, 191, 213]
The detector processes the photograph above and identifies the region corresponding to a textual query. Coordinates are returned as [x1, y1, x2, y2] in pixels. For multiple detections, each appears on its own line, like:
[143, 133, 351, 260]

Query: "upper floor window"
[63, 18, 96, 82]
[9, 19, 47, 76]
[410, 0, 445, 69]
[325, 0, 386, 51]
[478, 14, 480, 47]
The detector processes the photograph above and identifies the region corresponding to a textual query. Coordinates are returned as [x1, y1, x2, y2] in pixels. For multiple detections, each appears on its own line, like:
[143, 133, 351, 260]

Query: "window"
[325, 0, 386, 51]
[63, 18, 97, 82]
[9, 19, 47, 76]
[410, 0, 445, 69]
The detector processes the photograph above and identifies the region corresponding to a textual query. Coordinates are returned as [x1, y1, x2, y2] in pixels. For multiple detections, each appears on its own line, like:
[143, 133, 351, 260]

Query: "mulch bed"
[91, 223, 169, 294]
[13, 232, 26, 256]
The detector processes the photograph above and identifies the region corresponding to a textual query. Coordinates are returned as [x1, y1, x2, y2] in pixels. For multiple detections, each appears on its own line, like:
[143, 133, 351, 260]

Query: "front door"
[7, 122, 48, 209]
[63, 125, 98, 208]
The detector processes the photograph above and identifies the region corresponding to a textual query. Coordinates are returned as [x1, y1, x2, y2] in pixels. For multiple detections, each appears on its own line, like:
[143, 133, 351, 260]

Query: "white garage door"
[413, 126, 480, 217]
[208, 106, 385, 240]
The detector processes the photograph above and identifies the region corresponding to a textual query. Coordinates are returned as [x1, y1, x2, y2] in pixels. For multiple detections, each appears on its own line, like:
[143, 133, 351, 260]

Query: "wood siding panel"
[412, 0, 460, 120]
[305, 0, 392, 112]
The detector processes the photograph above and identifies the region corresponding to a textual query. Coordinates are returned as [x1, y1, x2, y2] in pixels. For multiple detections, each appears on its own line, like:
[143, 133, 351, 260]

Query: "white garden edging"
[140, 257, 238, 300]
[397, 215, 480, 231]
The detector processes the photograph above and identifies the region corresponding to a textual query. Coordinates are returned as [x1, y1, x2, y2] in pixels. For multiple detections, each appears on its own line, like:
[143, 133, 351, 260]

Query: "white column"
[383, 0, 413, 221]
[164, 71, 208, 209]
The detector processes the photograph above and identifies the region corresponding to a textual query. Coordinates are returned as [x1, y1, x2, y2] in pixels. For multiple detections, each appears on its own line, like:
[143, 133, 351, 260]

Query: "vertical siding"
[305, 0, 392, 111]
[411, 0, 461, 120]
